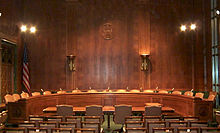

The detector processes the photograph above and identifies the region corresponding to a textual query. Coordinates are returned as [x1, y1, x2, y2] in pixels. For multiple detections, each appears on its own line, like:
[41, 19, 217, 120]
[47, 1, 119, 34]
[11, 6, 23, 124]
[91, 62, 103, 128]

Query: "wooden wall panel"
[19, 0, 211, 92]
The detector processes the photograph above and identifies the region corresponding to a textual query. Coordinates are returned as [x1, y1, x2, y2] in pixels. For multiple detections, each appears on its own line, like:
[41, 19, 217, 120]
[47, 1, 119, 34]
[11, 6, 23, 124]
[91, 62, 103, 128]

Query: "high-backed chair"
[4, 94, 14, 104]
[158, 90, 168, 94]
[113, 105, 132, 130]
[72, 89, 81, 93]
[184, 91, 193, 96]
[56, 105, 74, 116]
[43, 91, 51, 95]
[129, 89, 140, 93]
[144, 105, 162, 116]
[195, 92, 204, 99]
[21, 92, 29, 98]
[207, 93, 216, 101]
[172, 91, 182, 95]
[87, 89, 98, 93]
[12, 94, 21, 101]
[143, 90, 154, 93]
[102, 89, 112, 92]
[32, 92, 41, 96]
[115, 89, 127, 93]
[86, 105, 104, 123]
[57, 90, 66, 94]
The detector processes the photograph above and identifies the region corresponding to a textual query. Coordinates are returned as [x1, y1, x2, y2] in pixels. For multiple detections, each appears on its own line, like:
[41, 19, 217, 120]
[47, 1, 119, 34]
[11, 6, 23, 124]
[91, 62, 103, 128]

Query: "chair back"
[158, 90, 168, 94]
[129, 89, 140, 93]
[72, 89, 81, 93]
[57, 105, 73, 116]
[184, 91, 193, 96]
[200, 127, 220, 133]
[207, 94, 216, 101]
[21, 92, 29, 98]
[27, 127, 48, 133]
[57, 90, 66, 94]
[126, 127, 147, 133]
[177, 127, 199, 133]
[51, 128, 72, 133]
[86, 105, 103, 116]
[43, 91, 51, 95]
[114, 105, 132, 124]
[116, 89, 127, 93]
[143, 90, 154, 93]
[3, 127, 26, 133]
[147, 121, 166, 133]
[195, 92, 204, 99]
[4, 94, 14, 104]
[144, 106, 161, 116]
[87, 89, 98, 93]
[172, 91, 182, 95]
[32, 92, 41, 96]
[12, 94, 21, 101]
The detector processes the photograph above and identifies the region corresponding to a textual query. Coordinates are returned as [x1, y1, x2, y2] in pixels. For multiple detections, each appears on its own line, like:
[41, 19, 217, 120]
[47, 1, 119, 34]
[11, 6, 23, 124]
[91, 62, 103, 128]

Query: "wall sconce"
[67, 55, 76, 71]
[140, 54, 150, 71]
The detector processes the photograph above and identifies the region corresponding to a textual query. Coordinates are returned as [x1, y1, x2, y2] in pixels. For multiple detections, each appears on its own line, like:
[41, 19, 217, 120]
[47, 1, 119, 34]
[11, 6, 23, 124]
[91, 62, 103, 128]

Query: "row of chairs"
[4, 89, 216, 104]
[125, 115, 209, 133]
[2, 127, 220, 133]
[2, 115, 218, 133]
[3, 116, 103, 133]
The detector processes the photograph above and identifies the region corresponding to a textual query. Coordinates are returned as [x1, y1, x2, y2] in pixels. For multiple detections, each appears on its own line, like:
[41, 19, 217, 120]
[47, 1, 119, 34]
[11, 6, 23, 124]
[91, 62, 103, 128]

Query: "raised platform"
[7, 92, 213, 123]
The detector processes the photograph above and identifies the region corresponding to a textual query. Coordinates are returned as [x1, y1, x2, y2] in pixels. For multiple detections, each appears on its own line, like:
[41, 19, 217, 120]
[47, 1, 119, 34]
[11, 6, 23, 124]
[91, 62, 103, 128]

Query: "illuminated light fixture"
[180, 25, 186, 32]
[30, 26, 36, 33]
[216, 9, 220, 15]
[140, 54, 150, 71]
[67, 55, 76, 71]
[190, 24, 196, 30]
[0, 12, 2, 17]
[20, 25, 27, 32]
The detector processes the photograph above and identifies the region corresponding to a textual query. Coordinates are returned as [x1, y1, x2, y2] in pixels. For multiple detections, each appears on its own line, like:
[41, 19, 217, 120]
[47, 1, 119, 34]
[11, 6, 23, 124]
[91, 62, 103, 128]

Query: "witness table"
[43, 106, 174, 128]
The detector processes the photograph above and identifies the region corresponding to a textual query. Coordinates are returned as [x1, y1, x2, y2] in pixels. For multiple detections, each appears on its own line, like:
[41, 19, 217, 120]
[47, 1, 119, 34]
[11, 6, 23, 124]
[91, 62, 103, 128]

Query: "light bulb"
[21, 25, 27, 32]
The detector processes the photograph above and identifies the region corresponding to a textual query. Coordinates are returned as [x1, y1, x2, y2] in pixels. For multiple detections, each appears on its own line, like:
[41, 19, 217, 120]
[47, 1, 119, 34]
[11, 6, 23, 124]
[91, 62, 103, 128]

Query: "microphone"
[172, 88, 175, 91]
[41, 89, 44, 92]
[191, 89, 194, 92]
[140, 87, 143, 92]
[60, 88, 62, 91]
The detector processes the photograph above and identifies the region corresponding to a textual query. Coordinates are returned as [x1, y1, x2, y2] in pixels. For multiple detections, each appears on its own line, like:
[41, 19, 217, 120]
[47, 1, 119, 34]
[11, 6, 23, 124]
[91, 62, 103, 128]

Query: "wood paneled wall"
[0, 0, 24, 93]
[18, 0, 211, 92]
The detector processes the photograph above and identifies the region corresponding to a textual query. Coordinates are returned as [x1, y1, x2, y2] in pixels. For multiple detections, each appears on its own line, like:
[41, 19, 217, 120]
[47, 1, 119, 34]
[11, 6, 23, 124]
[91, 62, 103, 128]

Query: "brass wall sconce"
[140, 54, 150, 71]
[67, 55, 76, 71]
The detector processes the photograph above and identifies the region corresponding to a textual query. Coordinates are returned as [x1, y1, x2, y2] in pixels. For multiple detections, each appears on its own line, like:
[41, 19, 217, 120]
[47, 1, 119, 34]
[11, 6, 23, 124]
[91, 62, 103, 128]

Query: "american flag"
[22, 44, 31, 95]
